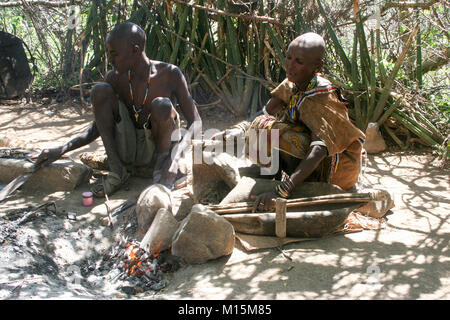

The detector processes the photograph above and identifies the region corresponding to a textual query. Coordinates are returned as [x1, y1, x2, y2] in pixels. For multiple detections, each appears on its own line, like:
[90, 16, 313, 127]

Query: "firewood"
[15, 202, 56, 225]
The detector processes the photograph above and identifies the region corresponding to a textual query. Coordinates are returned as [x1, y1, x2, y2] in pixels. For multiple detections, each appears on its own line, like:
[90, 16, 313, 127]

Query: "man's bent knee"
[149, 97, 174, 121]
[91, 82, 116, 106]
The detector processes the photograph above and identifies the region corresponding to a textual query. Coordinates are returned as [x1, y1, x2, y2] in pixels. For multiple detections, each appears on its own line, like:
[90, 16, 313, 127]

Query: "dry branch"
[0, 0, 82, 7]
[382, 0, 441, 10]
[338, 0, 443, 27]
[422, 47, 450, 74]
[15, 202, 56, 225]
[158, 23, 275, 90]
[167, 0, 285, 26]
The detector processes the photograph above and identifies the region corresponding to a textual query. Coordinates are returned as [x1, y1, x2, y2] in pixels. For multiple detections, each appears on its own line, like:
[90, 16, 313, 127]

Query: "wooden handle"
[275, 198, 287, 238]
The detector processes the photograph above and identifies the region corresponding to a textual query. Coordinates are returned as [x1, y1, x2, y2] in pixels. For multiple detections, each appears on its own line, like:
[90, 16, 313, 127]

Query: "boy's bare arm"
[248, 97, 284, 122]
[155, 66, 201, 188]
[265, 97, 285, 115]
[252, 134, 328, 212]
[289, 136, 328, 187]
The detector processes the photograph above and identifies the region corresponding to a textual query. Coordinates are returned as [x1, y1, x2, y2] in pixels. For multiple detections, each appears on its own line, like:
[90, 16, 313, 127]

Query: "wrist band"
[262, 105, 269, 116]
[275, 184, 289, 198]
[275, 177, 295, 198]
[231, 121, 250, 132]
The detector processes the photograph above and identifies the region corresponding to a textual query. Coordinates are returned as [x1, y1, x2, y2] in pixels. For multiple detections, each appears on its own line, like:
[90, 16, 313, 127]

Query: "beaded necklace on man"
[128, 64, 151, 122]
[288, 74, 318, 122]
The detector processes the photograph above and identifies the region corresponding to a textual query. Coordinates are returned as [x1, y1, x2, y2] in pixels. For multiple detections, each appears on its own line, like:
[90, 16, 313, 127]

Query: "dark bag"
[0, 31, 36, 99]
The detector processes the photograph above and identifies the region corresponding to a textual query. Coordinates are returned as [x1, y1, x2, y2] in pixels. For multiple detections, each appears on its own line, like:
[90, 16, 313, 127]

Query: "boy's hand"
[210, 128, 242, 141]
[252, 192, 278, 212]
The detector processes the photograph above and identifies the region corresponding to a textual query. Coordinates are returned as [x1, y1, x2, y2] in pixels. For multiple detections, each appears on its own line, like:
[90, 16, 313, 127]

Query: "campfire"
[89, 239, 181, 293]
[119, 242, 159, 280]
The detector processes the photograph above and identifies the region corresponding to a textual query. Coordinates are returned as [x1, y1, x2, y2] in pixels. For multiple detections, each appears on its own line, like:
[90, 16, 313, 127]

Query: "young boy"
[35, 22, 201, 196]
[216, 33, 365, 212]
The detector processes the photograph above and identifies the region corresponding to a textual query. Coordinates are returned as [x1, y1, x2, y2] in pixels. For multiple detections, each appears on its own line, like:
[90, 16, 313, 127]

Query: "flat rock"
[355, 188, 395, 218]
[205, 151, 241, 188]
[172, 186, 195, 222]
[220, 177, 345, 205]
[140, 208, 179, 255]
[135, 184, 173, 241]
[192, 150, 240, 203]
[171, 204, 235, 264]
[0, 158, 91, 191]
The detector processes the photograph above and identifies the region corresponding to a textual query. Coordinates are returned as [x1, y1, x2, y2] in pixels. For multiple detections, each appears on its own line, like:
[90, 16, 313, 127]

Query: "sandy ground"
[0, 99, 449, 300]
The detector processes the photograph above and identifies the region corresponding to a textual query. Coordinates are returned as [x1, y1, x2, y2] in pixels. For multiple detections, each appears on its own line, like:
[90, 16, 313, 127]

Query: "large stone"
[171, 204, 235, 264]
[364, 122, 387, 154]
[0, 158, 91, 191]
[206, 151, 241, 188]
[192, 150, 240, 203]
[220, 177, 345, 205]
[139, 208, 179, 255]
[355, 188, 395, 218]
[135, 184, 173, 241]
[172, 186, 195, 222]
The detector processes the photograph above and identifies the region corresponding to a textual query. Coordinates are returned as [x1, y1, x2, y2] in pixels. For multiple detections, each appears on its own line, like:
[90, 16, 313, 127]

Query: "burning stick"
[101, 200, 137, 227]
[111, 200, 137, 217]
[15, 202, 56, 225]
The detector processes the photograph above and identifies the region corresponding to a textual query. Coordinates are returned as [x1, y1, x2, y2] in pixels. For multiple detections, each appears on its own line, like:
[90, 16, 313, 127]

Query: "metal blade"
[0, 173, 33, 202]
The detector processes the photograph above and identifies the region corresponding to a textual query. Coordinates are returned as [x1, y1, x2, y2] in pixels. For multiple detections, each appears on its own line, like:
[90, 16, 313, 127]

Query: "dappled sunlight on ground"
[0, 100, 448, 299]
[162, 153, 448, 300]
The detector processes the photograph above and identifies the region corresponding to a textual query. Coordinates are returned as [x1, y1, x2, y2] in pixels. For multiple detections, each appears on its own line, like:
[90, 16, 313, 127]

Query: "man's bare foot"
[90, 166, 130, 197]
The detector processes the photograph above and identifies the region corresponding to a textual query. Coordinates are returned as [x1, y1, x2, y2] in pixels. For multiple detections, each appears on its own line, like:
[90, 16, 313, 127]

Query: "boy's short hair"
[289, 32, 325, 61]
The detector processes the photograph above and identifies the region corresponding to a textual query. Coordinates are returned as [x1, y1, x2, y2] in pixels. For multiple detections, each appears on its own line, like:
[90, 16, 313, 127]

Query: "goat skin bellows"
[222, 203, 363, 238]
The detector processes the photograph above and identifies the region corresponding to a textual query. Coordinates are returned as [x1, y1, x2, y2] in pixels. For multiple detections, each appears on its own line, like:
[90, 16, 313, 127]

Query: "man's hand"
[252, 191, 278, 213]
[34, 147, 64, 169]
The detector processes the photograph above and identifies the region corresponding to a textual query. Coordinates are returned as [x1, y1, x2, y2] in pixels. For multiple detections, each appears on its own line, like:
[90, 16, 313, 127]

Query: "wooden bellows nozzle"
[275, 198, 287, 238]
[208, 191, 388, 215]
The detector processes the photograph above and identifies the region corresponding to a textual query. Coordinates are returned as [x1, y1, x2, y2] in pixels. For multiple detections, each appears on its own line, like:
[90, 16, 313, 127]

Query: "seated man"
[35, 22, 201, 196]
[215, 32, 365, 212]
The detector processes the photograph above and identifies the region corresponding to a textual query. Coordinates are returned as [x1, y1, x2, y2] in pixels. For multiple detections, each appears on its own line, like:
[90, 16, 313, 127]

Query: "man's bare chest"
[116, 76, 172, 107]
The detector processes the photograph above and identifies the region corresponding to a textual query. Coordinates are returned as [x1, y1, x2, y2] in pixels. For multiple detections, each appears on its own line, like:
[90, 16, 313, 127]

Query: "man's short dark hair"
[107, 22, 146, 50]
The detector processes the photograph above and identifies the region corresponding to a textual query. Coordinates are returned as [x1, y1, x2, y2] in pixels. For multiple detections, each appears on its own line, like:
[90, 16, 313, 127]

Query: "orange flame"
[122, 243, 155, 276]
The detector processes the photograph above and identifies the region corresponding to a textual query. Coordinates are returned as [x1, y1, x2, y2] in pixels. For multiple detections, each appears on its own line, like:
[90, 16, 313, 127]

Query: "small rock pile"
[136, 184, 236, 265]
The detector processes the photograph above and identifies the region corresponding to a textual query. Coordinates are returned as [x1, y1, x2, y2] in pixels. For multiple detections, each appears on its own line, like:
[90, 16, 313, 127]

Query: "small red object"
[82, 191, 94, 206]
